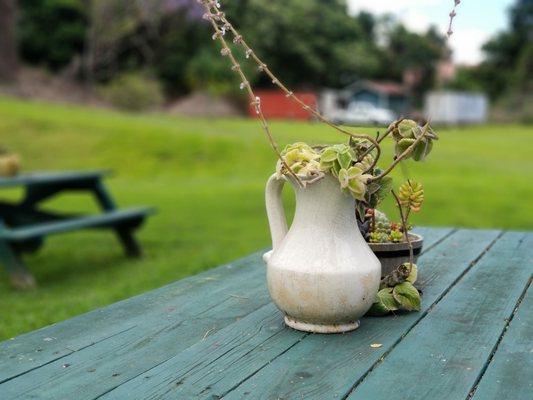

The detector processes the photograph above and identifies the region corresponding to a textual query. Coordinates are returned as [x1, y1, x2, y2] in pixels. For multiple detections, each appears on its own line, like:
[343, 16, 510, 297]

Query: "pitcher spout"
[262, 250, 273, 264]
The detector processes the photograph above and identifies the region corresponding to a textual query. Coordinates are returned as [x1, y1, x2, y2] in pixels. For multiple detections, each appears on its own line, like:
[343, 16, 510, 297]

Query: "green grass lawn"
[0, 96, 532, 340]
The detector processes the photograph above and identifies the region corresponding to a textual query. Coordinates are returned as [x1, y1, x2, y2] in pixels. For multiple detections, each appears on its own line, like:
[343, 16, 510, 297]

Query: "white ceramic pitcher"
[263, 173, 381, 333]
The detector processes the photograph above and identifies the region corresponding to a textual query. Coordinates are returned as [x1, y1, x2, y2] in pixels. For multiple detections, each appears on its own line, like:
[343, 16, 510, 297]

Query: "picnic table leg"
[0, 238, 36, 290]
[92, 181, 143, 258]
[21, 184, 63, 207]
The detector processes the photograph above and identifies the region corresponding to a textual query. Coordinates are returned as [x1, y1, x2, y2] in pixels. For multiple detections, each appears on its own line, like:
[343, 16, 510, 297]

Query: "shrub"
[100, 73, 165, 111]
[19, 0, 88, 70]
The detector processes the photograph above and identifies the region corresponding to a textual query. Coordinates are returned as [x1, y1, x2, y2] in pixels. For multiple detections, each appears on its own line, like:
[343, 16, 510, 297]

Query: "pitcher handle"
[265, 173, 289, 251]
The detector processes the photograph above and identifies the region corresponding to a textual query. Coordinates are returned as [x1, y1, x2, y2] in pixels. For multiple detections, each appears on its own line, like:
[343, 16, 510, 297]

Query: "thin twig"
[202, 327, 215, 340]
[202, 3, 303, 186]
[356, 118, 405, 163]
[229, 294, 249, 300]
[370, 123, 431, 182]
[201, 1, 382, 173]
[391, 189, 414, 266]
[447, 0, 462, 38]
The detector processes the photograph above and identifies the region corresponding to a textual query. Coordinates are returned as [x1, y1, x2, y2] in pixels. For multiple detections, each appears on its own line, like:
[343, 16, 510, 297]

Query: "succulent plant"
[389, 229, 404, 243]
[319, 144, 373, 201]
[389, 119, 437, 162]
[276, 142, 321, 180]
[369, 231, 389, 243]
[367, 262, 421, 316]
[398, 180, 424, 213]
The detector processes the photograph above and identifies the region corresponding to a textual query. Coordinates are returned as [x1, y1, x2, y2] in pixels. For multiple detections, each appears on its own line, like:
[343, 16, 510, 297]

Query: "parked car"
[330, 102, 396, 126]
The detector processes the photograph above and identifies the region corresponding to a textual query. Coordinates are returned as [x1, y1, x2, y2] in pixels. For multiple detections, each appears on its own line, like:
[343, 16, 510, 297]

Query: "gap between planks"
[0, 325, 137, 386]
[466, 274, 532, 400]
[340, 230, 504, 400]
[86, 228, 456, 400]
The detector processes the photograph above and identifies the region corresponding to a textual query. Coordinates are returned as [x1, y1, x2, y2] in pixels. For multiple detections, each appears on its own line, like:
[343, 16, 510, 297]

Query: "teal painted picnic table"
[0, 171, 154, 288]
[0, 227, 531, 399]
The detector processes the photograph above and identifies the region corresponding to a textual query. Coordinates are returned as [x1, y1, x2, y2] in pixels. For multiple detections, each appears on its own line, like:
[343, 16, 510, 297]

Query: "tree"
[18, 0, 88, 71]
[0, 0, 19, 82]
[382, 24, 446, 104]
[228, 0, 378, 89]
[450, 0, 532, 100]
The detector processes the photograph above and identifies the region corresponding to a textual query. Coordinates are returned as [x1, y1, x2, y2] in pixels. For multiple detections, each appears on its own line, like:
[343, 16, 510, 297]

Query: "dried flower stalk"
[199, 1, 382, 179]
[199, 1, 447, 186]
[447, 0, 462, 37]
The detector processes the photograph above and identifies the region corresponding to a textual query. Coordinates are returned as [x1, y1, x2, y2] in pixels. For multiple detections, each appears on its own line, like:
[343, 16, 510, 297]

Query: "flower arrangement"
[197, 0, 461, 317]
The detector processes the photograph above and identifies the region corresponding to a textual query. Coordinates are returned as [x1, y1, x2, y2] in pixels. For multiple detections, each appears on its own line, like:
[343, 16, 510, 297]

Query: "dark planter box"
[369, 233, 424, 277]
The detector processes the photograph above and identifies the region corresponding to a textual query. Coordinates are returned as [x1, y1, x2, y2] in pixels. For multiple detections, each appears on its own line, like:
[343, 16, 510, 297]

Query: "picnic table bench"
[0, 227, 531, 399]
[0, 171, 155, 289]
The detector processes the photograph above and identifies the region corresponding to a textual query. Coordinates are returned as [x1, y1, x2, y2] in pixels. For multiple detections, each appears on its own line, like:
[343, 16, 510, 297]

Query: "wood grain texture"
[470, 281, 533, 400]
[0, 252, 264, 383]
[0, 228, 452, 399]
[349, 232, 532, 400]
[101, 229, 492, 400]
[222, 229, 501, 400]
[101, 303, 304, 400]
[0, 263, 270, 399]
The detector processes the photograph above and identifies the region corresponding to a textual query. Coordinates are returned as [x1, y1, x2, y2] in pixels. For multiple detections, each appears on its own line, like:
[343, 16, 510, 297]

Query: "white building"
[424, 91, 488, 125]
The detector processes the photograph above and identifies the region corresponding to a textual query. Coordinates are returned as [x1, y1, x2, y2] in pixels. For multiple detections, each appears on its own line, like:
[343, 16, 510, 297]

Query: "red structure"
[248, 90, 318, 120]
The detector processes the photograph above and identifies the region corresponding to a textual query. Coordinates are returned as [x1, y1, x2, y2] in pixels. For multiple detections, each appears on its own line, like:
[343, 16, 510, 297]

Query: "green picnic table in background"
[0, 171, 155, 289]
[0, 227, 531, 399]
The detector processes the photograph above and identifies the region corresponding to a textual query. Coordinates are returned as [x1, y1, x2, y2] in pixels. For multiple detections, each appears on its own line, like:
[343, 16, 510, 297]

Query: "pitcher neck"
[290, 174, 357, 227]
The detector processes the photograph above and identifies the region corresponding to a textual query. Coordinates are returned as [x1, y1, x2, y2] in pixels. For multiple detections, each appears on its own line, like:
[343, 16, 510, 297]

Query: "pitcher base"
[284, 315, 360, 334]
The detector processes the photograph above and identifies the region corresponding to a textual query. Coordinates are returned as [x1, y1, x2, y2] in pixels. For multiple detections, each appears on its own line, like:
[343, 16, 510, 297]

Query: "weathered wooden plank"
[94, 229, 485, 400]
[221, 229, 501, 400]
[0, 228, 451, 385]
[0, 252, 264, 383]
[95, 229, 456, 400]
[0, 228, 451, 399]
[100, 303, 304, 400]
[0, 276, 269, 399]
[348, 231, 532, 400]
[470, 281, 533, 400]
[412, 226, 455, 250]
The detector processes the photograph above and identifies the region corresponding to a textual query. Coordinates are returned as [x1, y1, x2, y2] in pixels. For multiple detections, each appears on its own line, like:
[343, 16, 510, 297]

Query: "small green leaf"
[356, 201, 366, 222]
[406, 264, 418, 283]
[338, 151, 352, 170]
[331, 160, 341, 177]
[338, 168, 349, 188]
[396, 138, 416, 155]
[377, 288, 399, 311]
[366, 288, 399, 316]
[393, 282, 421, 311]
[321, 148, 338, 163]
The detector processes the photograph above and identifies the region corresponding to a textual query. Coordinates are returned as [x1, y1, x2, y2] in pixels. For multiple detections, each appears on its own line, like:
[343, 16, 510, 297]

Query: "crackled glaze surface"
[264, 174, 381, 333]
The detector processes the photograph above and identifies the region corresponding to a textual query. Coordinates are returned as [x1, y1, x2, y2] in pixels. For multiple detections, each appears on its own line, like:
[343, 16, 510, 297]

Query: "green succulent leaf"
[378, 288, 399, 310]
[367, 288, 399, 316]
[321, 148, 338, 163]
[356, 201, 367, 222]
[406, 264, 418, 283]
[396, 138, 416, 155]
[392, 281, 421, 311]
[338, 150, 352, 170]
[331, 160, 341, 177]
